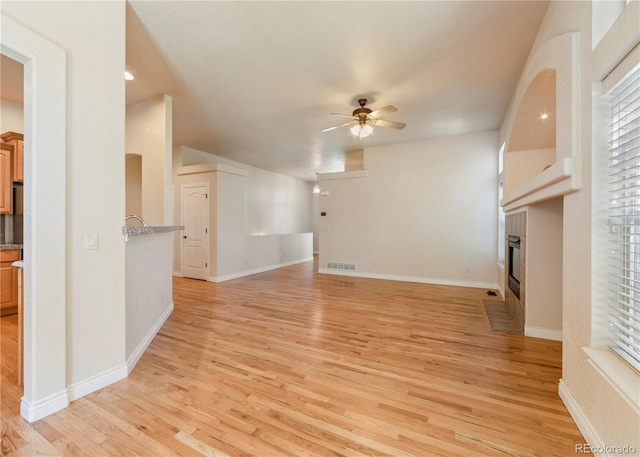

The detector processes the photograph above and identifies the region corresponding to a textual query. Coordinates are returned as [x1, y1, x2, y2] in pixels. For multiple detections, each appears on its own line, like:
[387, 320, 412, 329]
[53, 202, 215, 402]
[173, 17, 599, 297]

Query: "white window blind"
[609, 63, 640, 372]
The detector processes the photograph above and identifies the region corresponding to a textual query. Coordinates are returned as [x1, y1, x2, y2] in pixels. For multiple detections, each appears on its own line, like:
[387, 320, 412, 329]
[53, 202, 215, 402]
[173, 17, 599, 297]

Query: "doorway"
[0, 54, 25, 396]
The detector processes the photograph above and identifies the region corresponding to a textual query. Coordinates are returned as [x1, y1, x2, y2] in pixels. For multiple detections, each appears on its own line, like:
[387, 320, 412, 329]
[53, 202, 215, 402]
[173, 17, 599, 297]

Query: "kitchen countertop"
[122, 225, 184, 238]
[0, 244, 23, 250]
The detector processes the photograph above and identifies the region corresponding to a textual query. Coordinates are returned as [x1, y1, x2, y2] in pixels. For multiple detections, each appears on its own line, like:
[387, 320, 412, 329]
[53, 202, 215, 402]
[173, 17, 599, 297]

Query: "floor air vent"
[326, 261, 357, 272]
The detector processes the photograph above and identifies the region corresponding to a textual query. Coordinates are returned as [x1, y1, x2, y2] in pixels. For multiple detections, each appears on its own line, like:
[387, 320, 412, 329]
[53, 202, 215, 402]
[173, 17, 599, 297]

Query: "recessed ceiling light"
[124, 71, 134, 81]
[540, 113, 549, 120]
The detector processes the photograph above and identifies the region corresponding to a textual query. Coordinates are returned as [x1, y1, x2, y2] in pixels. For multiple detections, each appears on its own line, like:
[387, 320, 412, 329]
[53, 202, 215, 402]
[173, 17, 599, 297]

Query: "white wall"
[499, 0, 640, 449]
[0, 98, 23, 133]
[125, 232, 173, 366]
[126, 95, 172, 226]
[504, 148, 556, 193]
[319, 131, 499, 288]
[525, 198, 563, 339]
[181, 146, 313, 234]
[216, 167, 246, 277]
[245, 167, 312, 235]
[2, 1, 127, 420]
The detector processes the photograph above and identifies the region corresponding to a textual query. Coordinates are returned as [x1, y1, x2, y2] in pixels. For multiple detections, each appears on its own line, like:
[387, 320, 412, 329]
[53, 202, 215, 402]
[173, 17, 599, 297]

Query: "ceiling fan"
[321, 98, 406, 139]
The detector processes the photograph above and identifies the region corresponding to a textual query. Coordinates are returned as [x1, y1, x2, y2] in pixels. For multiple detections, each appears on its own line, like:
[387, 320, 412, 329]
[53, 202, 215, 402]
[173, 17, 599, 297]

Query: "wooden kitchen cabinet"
[0, 143, 13, 214]
[1, 132, 23, 183]
[0, 249, 20, 315]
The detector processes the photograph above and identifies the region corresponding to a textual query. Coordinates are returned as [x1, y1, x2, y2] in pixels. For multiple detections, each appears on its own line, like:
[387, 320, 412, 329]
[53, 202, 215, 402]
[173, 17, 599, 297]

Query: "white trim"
[524, 326, 562, 341]
[583, 346, 640, 416]
[212, 257, 313, 283]
[20, 390, 69, 423]
[173, 270, 183, 277]
[67, 364, 128, 402]
[127, 301, 174, 374]
[559, 379, 606, 455]
[318, 268, 498, 290]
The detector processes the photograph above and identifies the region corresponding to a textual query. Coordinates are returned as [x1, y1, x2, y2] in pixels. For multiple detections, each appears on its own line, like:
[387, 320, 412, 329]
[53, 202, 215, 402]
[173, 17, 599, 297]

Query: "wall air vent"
[326, 261, 357, 272]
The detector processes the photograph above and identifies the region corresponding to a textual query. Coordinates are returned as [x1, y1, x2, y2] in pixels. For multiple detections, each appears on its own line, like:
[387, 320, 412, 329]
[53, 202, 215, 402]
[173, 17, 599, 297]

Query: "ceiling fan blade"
[374, 119, 406, 130]
[369, 105, 397, 119]
[321, 121, 355, 132]
[329, 113, 357, 119]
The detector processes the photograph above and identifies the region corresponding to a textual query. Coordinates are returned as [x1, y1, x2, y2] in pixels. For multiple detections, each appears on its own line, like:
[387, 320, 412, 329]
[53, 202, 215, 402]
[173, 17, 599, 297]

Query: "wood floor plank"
[1, 256, 585, 456]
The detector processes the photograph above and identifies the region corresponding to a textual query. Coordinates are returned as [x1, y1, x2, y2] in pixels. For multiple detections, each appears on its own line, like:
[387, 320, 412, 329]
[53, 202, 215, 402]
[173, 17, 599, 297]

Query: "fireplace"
[508, 235, 521, 299]
[505, 213, 525, 332]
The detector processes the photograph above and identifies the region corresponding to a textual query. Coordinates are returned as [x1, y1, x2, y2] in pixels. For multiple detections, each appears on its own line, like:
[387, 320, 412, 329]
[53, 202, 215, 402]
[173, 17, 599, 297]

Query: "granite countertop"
[122, 225, 184, 238]
[0, 244, 23, 250]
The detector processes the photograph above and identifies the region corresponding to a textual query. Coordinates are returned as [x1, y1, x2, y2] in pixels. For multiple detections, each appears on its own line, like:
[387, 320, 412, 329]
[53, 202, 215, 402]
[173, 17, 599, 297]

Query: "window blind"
[609, 63, 640, 372]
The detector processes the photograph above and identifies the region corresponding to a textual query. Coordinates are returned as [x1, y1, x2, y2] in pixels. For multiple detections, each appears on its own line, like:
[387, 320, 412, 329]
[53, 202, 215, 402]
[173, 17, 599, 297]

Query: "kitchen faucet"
[125, 214, 147, 227]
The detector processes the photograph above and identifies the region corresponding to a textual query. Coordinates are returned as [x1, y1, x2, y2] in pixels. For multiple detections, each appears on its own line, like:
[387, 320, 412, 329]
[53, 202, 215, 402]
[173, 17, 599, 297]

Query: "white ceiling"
[2, 2, 550, 182]
[126, 1, 550, 181]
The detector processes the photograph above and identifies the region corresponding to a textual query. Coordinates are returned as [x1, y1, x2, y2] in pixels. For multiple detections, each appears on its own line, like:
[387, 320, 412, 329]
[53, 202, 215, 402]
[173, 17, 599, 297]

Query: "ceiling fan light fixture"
[351, 123, 373, 139]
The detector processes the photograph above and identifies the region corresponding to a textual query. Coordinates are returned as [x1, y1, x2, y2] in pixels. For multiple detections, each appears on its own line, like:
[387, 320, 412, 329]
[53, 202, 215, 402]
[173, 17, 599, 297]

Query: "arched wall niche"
[505, 69, 557, 193]
[501, 31, 581, 211]
[508, 69, 557, 153]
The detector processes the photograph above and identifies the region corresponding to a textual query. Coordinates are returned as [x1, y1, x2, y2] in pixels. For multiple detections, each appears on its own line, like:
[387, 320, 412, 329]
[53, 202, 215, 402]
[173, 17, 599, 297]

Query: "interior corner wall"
[126, 95, 171, 226]
[319, 131, 499, 288]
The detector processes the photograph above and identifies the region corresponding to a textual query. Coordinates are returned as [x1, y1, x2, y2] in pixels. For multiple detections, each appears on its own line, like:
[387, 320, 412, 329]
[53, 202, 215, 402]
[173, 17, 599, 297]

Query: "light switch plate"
[85, 233, 99, 250]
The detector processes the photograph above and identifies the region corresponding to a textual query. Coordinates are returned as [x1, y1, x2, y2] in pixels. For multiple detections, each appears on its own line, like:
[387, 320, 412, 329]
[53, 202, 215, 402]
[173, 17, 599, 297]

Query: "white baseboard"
[21, 389, 69, 423]
[173, 270, 183, 277]
[559, 379, 605, 454]
[212, 257, 314, 283]
[127, 301, 174, 374]
[525, 326, 563, 341]
[317, 268, 498, 290]
[67, 363, 128, 401]
[20, 301, 175, 423]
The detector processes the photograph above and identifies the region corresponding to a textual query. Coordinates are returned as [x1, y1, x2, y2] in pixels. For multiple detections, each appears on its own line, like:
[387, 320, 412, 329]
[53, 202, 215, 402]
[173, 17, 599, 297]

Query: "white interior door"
[182, 183, 210, 280]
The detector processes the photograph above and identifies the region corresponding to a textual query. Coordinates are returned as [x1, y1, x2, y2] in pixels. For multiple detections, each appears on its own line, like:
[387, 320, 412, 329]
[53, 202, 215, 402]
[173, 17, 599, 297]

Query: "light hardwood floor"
[1, 258, 584, 456]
